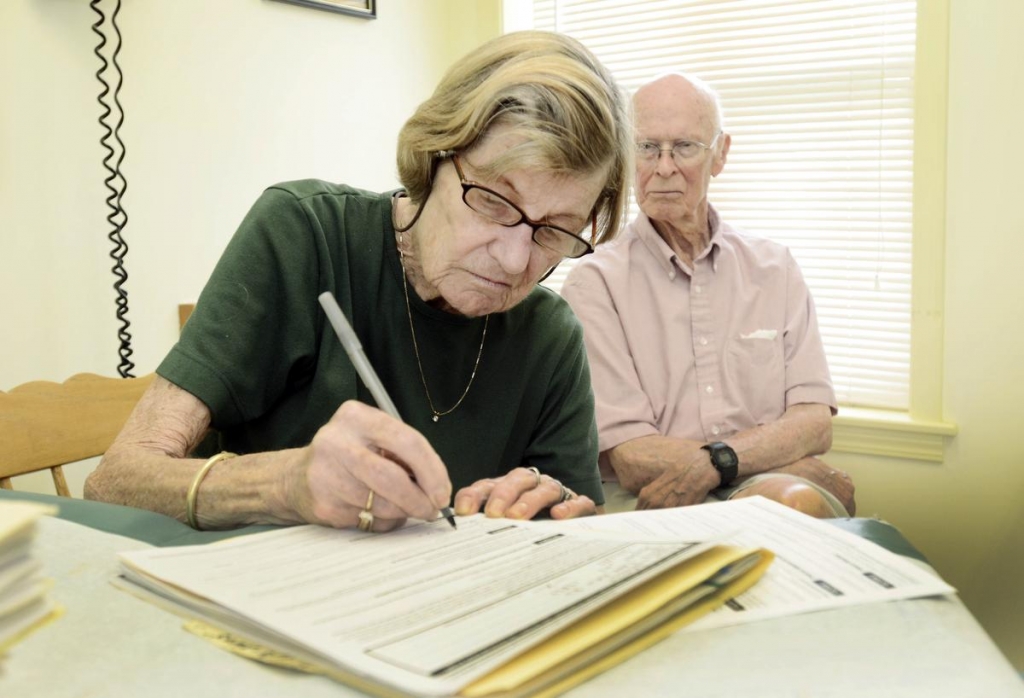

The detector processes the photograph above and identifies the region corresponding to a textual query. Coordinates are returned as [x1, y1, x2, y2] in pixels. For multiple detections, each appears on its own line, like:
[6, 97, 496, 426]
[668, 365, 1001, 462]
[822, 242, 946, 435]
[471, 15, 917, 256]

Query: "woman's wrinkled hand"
[453, 466, 597, 521]
[282, 400, 453, 532]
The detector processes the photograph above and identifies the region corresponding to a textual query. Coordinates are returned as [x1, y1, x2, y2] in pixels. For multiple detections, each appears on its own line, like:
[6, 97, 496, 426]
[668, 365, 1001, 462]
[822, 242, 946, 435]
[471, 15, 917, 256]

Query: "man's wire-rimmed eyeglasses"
[635, 132, 722, 166]
[450, 154, 595, 259]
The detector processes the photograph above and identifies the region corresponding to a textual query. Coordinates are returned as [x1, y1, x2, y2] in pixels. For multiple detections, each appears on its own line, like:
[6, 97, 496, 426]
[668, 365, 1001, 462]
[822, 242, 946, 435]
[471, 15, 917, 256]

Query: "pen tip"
[440, 506, 456, 529]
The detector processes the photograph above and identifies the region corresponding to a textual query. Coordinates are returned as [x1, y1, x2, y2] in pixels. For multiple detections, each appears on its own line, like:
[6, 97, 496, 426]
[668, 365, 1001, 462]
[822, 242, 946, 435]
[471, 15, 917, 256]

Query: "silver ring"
[558, 483, 577, 503]
[357, 490, 375, 532]
[526, 466, 542, 487]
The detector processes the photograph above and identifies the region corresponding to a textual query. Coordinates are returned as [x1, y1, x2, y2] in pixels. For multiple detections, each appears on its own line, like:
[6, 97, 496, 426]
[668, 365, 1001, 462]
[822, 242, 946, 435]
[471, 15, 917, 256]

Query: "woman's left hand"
[453, 466, 597, 520]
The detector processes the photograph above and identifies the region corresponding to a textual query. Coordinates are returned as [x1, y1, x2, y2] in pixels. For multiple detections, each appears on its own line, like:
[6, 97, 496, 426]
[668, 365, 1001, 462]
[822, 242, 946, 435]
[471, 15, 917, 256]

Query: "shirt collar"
[635, 204, 723, 278]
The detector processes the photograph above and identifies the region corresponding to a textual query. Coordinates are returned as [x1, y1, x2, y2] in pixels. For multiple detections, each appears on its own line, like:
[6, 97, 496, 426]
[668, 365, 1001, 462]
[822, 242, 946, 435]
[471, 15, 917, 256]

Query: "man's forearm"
[605, 404, 832, 493]
[726, 403, 833, 479]
[605, 435, 707, 494]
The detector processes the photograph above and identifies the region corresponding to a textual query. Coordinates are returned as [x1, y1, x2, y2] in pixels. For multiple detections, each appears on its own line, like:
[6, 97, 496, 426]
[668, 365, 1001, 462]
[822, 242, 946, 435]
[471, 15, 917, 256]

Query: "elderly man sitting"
[563, 72, 855, 518]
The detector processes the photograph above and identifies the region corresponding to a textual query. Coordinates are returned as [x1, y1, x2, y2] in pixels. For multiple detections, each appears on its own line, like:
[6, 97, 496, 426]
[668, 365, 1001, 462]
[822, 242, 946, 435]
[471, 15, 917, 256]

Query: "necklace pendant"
[432, 415, 439, 423]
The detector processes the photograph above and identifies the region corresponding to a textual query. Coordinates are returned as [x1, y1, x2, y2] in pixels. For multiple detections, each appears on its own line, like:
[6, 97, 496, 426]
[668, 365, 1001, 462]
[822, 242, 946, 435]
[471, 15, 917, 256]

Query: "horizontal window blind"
[521, 0, 915, 410]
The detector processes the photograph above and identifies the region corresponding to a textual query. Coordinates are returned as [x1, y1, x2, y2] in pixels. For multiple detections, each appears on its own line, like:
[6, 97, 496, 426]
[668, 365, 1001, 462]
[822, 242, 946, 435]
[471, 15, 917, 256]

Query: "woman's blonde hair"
[397, 31, 631, 246]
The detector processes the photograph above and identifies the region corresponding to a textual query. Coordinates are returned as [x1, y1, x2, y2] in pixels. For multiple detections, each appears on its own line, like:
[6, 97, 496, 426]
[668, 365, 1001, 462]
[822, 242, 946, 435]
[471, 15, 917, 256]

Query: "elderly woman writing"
[85, 31, 631, 532]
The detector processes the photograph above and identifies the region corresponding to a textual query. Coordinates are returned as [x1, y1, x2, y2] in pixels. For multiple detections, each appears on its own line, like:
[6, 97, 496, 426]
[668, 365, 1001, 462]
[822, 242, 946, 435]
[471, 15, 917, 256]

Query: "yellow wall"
[829, 0, 1024, 669]
[2, 0, 1021, 672]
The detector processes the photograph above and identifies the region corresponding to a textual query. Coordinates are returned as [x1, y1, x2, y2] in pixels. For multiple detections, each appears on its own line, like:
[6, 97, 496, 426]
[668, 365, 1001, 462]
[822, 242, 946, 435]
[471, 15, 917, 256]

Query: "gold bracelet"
[186, 452, 237, 530]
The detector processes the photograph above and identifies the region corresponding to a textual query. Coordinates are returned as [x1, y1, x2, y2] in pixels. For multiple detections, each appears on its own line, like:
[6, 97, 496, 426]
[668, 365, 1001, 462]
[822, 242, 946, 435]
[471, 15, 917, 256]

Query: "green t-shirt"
[158, 181, 603, 503]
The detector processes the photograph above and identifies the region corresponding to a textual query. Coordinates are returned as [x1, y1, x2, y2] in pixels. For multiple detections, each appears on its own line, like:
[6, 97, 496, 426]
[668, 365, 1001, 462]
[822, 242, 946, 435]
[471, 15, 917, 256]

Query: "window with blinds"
[512, 0, 916, 411]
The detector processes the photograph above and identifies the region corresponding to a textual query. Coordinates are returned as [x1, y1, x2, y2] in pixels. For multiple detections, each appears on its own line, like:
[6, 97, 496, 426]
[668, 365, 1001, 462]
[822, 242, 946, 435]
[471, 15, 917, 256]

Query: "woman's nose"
[490, 223, 534, 275]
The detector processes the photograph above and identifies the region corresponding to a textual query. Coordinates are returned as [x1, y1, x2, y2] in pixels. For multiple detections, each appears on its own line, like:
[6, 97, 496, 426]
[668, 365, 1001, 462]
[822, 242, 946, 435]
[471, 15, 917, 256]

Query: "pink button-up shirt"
[562, 207, 836, 457]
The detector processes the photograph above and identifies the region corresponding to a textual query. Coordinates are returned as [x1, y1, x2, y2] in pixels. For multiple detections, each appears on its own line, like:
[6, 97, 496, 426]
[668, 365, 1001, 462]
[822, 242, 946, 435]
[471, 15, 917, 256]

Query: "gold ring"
[357, 489, 375, 532]
[526, 466, 541, 487]
[558, 483, 576, 503]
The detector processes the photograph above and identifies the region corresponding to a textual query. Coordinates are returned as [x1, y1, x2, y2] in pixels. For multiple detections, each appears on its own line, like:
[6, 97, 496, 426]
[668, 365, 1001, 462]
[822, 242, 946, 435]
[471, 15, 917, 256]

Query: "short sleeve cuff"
[597, 422, 661, 454]
[785, 387, 838, 416]
[157, 346, 247, 427]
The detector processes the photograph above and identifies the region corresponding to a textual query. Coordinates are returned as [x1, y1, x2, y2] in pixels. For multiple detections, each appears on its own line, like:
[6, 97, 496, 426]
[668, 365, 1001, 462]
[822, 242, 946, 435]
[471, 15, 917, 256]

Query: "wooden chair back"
[0, 373, 154, 496]
[179, 303, 195, 330]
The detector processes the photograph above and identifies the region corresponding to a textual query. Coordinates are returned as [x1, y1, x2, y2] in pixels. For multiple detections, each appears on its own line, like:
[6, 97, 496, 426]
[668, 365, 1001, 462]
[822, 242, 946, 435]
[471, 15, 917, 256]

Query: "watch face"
[717, 448, 739, 468]
[705, 443, 738, 467]
[704, 443, 738, 486]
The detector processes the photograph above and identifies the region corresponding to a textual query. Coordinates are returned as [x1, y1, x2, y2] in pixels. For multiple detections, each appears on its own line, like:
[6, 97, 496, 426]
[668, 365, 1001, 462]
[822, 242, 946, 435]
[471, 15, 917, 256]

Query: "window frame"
[832, 0, 956, 461]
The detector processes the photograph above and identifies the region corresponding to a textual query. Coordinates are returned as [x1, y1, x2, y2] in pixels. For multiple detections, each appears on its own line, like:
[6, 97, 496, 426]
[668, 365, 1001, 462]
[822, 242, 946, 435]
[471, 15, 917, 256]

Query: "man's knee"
[775, 458, 857, 516]
[731, 477, 838, 519]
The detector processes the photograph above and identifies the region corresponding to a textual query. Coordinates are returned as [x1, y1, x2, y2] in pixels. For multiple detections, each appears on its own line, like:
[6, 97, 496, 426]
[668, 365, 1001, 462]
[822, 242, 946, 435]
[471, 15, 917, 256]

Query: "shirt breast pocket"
[724, 333, 786, 419]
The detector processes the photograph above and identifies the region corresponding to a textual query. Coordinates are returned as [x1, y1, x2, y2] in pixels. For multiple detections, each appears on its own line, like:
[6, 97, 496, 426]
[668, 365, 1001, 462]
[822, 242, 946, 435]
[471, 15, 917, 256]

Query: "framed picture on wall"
[274, 0, 376, 19]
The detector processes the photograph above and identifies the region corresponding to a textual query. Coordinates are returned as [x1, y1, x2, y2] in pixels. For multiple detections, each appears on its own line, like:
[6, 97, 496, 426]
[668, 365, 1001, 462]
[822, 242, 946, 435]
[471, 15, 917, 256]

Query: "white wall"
[0, 0, 497, 494]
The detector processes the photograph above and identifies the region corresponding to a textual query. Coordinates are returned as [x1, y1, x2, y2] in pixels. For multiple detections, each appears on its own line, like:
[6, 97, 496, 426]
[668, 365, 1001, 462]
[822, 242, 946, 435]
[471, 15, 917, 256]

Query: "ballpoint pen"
[318, 291, 457, 529]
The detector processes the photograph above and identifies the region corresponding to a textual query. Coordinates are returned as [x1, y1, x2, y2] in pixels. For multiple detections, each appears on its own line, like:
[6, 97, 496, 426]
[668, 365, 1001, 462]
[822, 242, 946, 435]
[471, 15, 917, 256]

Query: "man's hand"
[636, 449, 721, 509]
[757, 456, 856, 515]
[454, 466, 598, 520]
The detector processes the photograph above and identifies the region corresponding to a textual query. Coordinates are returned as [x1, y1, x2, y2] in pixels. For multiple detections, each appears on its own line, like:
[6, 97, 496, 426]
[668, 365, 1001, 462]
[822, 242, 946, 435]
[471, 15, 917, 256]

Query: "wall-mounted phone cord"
[91, 0, 135, 378]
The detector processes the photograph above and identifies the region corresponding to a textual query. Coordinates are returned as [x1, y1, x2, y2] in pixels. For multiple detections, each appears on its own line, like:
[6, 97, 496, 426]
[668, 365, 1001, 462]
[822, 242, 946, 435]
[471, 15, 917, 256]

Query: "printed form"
[118, 515, 715, 697]
[525, 496, 955, 631]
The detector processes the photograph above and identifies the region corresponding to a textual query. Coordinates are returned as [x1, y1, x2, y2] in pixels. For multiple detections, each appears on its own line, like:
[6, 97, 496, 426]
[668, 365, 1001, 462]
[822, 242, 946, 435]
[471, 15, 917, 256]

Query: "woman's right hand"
[283, 400, 453, 532]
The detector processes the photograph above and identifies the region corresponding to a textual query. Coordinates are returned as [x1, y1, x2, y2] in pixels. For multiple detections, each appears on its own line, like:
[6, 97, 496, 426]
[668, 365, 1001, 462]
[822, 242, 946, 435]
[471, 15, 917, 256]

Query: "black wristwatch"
[701, 442, 739, 487]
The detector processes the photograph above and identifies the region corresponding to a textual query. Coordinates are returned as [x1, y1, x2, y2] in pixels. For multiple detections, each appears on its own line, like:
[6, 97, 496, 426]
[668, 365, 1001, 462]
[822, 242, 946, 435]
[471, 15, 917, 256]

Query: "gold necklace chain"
[397, 233, 488, 422]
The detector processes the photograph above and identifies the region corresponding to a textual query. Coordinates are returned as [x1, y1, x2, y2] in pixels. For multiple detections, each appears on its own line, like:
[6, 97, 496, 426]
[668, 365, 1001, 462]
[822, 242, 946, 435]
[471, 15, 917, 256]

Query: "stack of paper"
[117, 514, 773, 698]
[117, 497, 957, 697]
[0, 501, 60, 658]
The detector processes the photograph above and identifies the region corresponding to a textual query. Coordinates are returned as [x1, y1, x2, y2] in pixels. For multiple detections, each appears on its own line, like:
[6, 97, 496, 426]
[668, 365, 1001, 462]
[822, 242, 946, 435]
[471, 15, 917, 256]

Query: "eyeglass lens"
[462, 183, 591, 258]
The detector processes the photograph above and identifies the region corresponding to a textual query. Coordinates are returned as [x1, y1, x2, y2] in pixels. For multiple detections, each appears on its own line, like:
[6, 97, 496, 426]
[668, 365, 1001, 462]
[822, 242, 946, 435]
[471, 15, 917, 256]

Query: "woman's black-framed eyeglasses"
[450, 154, 595, 259]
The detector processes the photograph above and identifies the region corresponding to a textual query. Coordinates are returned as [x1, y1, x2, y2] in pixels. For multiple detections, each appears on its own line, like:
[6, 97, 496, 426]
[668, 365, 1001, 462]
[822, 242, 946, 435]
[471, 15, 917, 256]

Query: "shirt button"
[694, 285, 702, 293]
[705, 385, 714, 394]
[712, 425, 721, 435]
[699, 337, 708, 346]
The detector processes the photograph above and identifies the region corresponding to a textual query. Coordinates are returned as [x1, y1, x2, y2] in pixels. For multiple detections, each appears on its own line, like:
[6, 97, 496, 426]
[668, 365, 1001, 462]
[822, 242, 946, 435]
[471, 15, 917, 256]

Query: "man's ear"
[711, 132, 731, 177]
